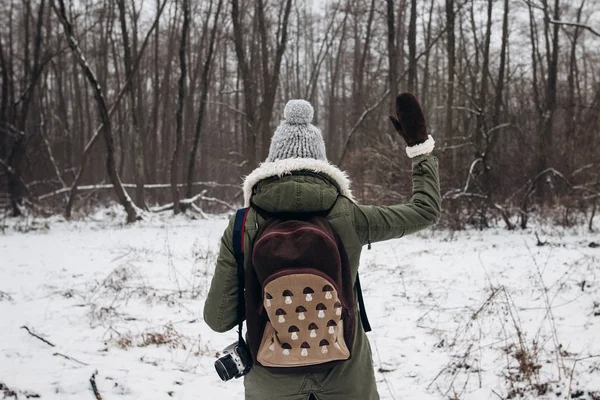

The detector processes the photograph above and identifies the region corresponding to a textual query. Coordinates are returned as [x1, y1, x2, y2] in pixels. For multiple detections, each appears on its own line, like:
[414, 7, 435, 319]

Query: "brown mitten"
[389, 93, 435, 157]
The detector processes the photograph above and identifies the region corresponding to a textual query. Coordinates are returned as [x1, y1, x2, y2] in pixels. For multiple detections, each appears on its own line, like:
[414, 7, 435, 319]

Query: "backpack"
[232, 206, 371, 374]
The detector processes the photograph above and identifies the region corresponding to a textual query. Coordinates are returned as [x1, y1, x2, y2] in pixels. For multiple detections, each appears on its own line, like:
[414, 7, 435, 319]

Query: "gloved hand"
[389, 93, 435, 157]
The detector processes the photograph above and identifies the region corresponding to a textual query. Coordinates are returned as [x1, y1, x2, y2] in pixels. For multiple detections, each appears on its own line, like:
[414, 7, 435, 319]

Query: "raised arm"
[353, 93, 441, 245]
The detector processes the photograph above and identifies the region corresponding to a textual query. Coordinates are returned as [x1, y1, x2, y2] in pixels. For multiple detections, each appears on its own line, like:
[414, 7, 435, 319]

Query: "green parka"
[204, 154, 441, 400]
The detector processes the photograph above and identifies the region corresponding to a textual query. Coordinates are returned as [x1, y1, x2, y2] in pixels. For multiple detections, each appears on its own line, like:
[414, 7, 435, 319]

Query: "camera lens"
[215, 354, 238, 381]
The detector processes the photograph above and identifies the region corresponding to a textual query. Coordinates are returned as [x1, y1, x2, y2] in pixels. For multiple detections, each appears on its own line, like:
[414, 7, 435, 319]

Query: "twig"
[526, 243, 565, 377]
[373, 340, 397, 400]
[53, 352, 88, 366]
[90, 370, 102, 400]
[190, 203, 209, 218]
[21, 326, 55, 347]
[471, 285, 502, 320]
[464, 158, 483, 193]
[549, 19, 600, 38]
[568, 355, 600, 398]
[428, 365, 448, 389]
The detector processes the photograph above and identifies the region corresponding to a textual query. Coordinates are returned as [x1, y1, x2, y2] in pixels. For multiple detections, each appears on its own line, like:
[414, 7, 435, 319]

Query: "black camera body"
[215, 339, 253, 381]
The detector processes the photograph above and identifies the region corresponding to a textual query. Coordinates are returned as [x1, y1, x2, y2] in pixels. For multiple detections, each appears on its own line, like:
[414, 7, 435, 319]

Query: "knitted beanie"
[266, 100, 327, 162]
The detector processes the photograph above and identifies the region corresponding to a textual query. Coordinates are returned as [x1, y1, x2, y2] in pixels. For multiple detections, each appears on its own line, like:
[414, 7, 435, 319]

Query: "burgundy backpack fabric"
[243, 213, 357, 374]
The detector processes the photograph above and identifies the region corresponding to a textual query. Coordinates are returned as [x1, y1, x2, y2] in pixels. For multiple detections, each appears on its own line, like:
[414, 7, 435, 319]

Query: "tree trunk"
[256, 0, 293, 162]
[420, 0, 435, 112]
[493, 0, 509, 130]
[231, 0, 257, 169]
[566, 1, 585, 171]
[538, 0, 560, 178]
[170, 0, 189, 215]
[386, 0, 397, 118]
[117, 0, 146, 209]
[407, 0, 417, 93]
[445, 0, 456, 173]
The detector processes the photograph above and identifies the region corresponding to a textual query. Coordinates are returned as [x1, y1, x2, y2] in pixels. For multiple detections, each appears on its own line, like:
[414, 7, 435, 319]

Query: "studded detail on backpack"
[256, 272, 350, 367]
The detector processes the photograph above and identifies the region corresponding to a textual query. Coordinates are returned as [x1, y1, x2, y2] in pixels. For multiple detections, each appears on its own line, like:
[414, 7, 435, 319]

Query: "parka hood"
[243, 158, 355, 213]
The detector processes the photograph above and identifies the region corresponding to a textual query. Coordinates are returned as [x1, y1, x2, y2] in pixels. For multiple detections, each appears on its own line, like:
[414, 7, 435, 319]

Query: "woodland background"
[1, 0, 599, 229]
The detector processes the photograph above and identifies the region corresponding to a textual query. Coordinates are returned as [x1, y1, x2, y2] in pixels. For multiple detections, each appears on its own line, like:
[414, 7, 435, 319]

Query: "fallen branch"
[90, 370, 102, 400]
[53, 352, 88, 366]
[190, 202, 209, 218]
[442, 189, 487, 200]
[192, 194, 236, 211]
[151, 190, 236, 213]
[20, 326, 55, 347]
[493, 203, 516, 230]
[150, 203, 176, 213]
[39, 181, 238, 200]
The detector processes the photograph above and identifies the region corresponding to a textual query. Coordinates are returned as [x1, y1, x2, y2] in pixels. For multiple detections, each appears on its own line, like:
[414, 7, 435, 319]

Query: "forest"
[2, 2, 600, 399]
[1, 0, 599, 229]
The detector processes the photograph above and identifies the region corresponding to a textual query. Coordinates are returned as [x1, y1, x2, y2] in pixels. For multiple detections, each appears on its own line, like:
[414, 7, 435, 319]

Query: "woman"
[204, 93, 441, 400]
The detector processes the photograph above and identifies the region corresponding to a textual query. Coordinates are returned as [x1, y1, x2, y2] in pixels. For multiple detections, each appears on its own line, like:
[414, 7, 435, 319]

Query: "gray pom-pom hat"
[266, 100, 327, 162]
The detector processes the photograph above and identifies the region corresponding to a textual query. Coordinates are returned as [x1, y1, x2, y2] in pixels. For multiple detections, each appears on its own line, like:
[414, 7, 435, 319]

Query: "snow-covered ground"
[1, 210, 599, 399]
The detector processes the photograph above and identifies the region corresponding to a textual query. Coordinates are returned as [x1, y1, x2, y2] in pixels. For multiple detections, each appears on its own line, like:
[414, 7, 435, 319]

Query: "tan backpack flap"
[256, 272, 350, 367]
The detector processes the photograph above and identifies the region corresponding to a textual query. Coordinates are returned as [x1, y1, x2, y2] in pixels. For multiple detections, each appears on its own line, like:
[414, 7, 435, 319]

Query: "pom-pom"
[284, 100, 313, 124]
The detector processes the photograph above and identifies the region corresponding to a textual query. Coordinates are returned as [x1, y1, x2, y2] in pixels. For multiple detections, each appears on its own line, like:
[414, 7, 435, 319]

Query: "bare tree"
[52, 0, 141, 223]
[231, 0, 293, 167]
[4, 0, 48, 216]
[63, 0, 167, 218]
[0, 0, 596, 230]
[186, 0, 223, 199]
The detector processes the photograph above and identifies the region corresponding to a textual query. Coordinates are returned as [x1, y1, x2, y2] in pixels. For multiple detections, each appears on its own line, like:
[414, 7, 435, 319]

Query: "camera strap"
[232, 207, 250, 344]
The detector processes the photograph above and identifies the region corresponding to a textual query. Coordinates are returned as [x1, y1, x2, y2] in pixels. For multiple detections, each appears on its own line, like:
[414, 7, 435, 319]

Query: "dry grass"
[108, 323, 187, 350]
[427, 252, 600, 399]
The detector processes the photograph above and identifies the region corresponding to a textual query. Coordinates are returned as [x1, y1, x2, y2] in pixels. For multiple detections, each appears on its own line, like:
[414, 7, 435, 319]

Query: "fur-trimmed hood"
[243, 158, 354, 207]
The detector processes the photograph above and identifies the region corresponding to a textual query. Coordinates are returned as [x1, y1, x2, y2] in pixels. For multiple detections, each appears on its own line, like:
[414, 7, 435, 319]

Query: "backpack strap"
[355, 273, 372, 332]
[233, 207, 250, 343]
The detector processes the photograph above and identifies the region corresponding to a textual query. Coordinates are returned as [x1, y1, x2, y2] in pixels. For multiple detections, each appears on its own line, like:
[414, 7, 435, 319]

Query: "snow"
[1, 211, 599, 399]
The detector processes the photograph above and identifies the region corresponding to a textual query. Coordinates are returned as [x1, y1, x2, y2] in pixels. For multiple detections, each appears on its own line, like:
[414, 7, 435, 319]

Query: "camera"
[214, 339, 252, 381]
